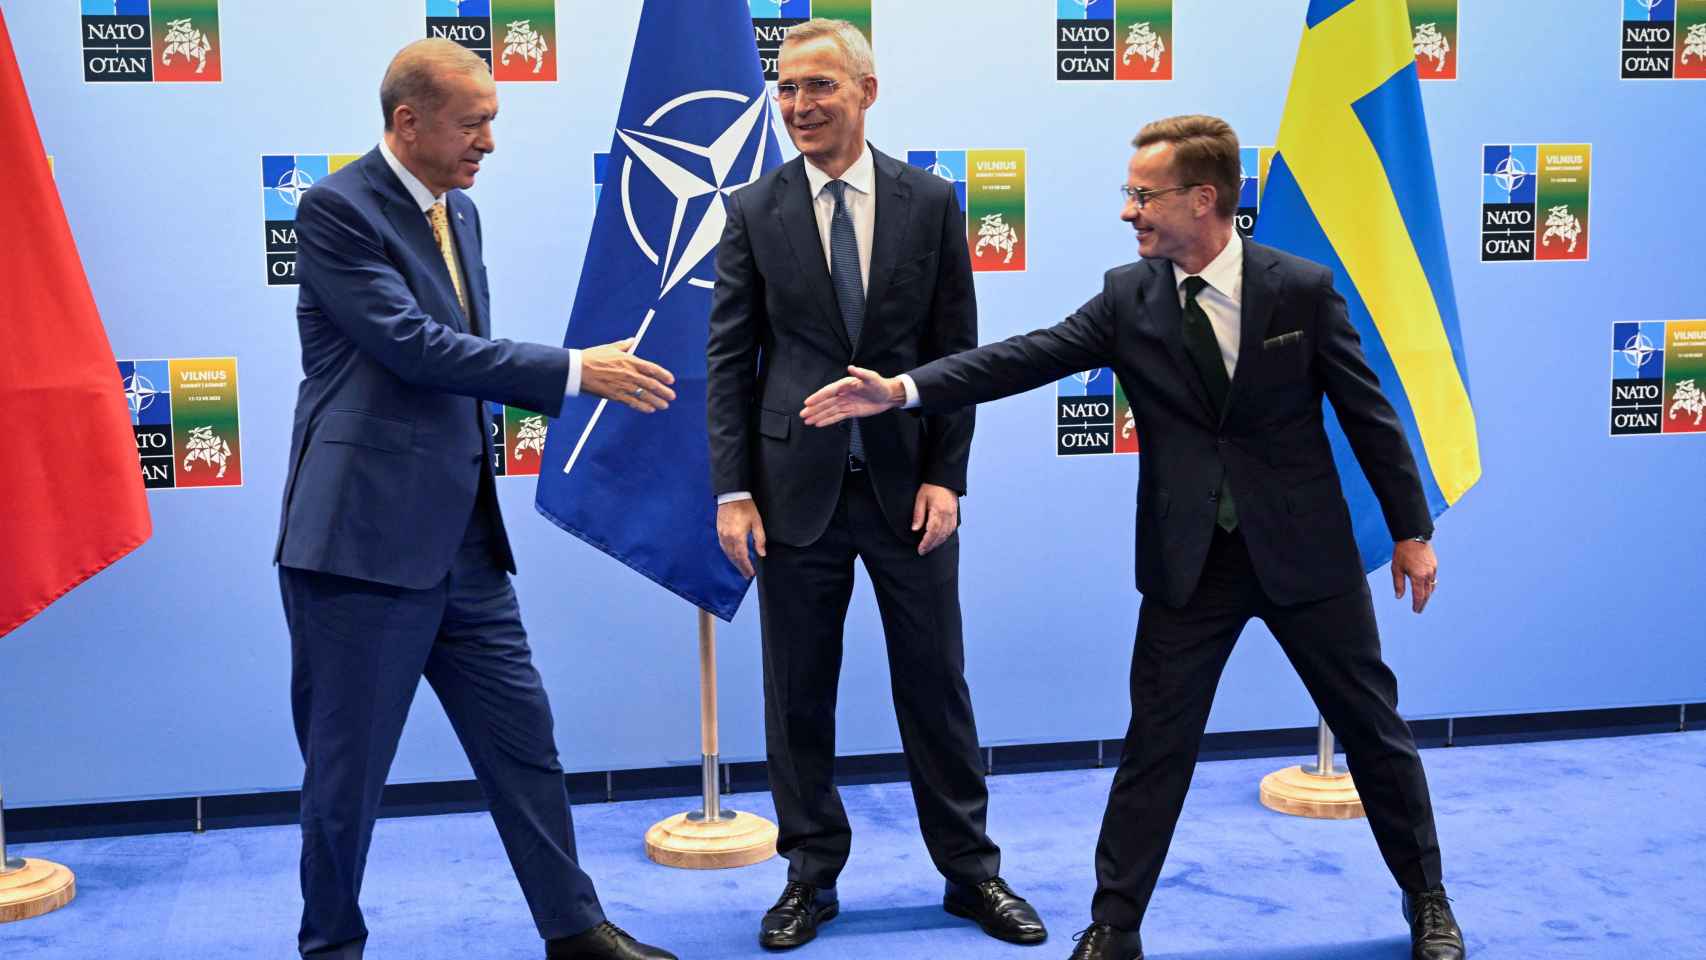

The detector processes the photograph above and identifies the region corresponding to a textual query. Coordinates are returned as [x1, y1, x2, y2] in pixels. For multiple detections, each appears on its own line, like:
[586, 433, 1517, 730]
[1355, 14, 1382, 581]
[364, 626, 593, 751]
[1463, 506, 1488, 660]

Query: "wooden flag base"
[0, 859, 76, 923]
[645, 810, 778, 870]
[1259, 765, 1366, 820]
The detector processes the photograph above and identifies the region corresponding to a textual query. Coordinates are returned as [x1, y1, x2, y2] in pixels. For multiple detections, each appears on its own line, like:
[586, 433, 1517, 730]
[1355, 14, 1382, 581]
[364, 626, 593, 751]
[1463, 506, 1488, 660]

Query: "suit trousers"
[754, 469, 1001, 888]
[1092, 526, 1443, 931]
[279, 510, 604, 959]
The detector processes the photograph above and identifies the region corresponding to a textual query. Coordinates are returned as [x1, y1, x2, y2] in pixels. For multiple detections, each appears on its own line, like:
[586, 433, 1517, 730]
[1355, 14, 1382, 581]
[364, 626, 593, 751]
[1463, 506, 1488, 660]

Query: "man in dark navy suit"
[706, 18, 1045, 953]
[801, 115, 1466, 960]
[275, 39, 676, 960]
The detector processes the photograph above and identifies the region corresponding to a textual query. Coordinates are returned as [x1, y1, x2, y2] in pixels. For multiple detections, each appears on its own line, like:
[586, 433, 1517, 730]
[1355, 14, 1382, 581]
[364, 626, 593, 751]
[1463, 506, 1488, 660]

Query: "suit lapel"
[774, 159, 851, 353]
[1138, 259, 1216, 423]
[1224, 240, 1279, 418]
[446, 192, 484, 338]
[365, 153, 468, 334]
[859, 150, 912, 358]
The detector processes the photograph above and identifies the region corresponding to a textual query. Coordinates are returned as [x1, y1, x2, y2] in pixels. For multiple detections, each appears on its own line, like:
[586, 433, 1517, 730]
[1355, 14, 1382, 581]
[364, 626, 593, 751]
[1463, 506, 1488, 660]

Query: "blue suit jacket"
[274, 148, 570, 589]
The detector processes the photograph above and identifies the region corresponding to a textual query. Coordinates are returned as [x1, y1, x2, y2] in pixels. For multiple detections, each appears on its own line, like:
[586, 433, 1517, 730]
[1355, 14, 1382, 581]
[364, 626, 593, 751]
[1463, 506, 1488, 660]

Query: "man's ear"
[861, 74, 878, 110]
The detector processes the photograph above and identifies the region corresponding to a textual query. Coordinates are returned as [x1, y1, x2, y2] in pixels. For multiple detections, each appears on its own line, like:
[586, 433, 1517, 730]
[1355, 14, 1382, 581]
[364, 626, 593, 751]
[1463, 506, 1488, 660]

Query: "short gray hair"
[781, 18, 874, 78]
[380, 38, 490, 130]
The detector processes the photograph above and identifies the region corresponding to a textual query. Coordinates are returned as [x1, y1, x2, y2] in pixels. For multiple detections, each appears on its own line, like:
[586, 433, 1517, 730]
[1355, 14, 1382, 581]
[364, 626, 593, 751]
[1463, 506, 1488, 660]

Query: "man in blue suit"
[275, 39, 676, 960]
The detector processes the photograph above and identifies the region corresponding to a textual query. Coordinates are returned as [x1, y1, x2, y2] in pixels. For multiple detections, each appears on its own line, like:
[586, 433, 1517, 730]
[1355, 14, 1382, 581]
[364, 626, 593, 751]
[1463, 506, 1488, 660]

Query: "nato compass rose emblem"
[614, 89, 775, 296]
[274, 166, 314, 208]
[124, 371, 159, 419]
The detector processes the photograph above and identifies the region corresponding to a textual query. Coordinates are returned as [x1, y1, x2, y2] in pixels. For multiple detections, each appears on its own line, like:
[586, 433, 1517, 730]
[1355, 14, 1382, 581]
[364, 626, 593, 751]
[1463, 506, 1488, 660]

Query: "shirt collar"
[378, 139, 441, 214]
[803, 142, 875, 200]
[1173, 229, 1244, 302]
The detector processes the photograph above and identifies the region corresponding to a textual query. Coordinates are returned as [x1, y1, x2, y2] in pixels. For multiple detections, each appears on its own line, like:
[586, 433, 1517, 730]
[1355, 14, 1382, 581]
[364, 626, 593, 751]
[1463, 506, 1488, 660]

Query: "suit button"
[1208, 490, 1218, 501]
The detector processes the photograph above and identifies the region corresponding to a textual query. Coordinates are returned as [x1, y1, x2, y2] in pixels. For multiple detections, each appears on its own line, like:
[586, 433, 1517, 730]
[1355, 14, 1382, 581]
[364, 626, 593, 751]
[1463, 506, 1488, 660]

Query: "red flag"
[0, 9, 151, 638]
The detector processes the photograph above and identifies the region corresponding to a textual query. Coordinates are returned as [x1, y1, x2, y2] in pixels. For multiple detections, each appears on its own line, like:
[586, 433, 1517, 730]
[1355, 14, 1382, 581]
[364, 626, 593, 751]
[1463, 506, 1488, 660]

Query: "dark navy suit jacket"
[909, 240, 1432, 608]
[275, 148, 570, 589]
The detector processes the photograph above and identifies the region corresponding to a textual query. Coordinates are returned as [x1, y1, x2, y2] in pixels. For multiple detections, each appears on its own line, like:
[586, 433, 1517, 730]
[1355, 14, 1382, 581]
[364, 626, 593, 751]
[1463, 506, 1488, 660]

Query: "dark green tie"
[1181, 276, 1238, 532]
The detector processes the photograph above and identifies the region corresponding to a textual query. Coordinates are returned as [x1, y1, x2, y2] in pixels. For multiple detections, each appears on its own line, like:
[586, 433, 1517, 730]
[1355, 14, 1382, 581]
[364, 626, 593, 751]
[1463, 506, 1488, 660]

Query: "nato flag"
[535, 0, 781, 620]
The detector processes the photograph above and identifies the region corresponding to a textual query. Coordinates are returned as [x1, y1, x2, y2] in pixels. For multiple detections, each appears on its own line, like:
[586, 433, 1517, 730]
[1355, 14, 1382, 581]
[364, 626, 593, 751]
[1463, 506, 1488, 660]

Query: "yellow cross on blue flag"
[1255, 0, 1481, 572]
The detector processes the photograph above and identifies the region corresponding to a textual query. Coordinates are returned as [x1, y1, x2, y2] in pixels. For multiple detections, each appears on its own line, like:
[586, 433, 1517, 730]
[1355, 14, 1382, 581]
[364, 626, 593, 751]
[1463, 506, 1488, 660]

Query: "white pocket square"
[1263, 331, 1303, 349]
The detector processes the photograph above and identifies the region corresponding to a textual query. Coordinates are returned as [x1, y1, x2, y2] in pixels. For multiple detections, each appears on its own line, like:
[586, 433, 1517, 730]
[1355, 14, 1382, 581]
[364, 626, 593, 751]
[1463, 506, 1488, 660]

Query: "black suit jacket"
[707, 149, 977, 546]
[910, 239, 1431, 607]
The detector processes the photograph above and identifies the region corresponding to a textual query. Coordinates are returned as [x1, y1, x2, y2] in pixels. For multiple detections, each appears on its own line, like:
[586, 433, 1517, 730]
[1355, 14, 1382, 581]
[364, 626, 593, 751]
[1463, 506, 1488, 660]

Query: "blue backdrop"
[3, 0, 1702, 807]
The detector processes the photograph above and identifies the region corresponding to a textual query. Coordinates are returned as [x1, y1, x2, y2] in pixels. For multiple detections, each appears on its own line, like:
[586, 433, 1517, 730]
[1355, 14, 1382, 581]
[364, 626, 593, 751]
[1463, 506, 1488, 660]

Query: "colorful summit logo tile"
[907, 149, 1027, 273]
[119, 357, 242, 489]
[751, 1, 873, 81]
[427, 1, 557, 81]
[1622, 0, 1706, 79]
[1610, 320, 1706, 435]
[1480, 144, 1592, 262]
[1235, 145, 1275, 239]
[1056, 368, 1136, 456]
[489, 406, 547, 476]
[262, 153, 361, 286]
[80, 1, 221, 83]
[1055, 0, 1172, 81]
[1409, 0, 1458, 80]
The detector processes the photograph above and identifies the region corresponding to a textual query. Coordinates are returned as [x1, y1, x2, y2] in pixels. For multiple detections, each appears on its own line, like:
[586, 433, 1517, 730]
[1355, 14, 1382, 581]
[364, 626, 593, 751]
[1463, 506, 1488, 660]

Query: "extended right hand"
[716, 498, 767, 578]
[581, 338, 676, 413]
[800, 365, 905, 427]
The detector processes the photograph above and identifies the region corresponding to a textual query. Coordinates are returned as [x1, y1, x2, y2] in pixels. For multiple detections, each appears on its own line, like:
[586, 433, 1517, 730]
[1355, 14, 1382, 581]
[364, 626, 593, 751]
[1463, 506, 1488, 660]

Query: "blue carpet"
[5, 732, 1703, 958]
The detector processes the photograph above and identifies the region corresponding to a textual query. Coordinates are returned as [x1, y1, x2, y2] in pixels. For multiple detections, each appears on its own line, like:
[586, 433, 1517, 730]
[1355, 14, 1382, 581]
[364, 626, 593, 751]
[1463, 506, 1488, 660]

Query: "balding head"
[380, 38, 491, 131]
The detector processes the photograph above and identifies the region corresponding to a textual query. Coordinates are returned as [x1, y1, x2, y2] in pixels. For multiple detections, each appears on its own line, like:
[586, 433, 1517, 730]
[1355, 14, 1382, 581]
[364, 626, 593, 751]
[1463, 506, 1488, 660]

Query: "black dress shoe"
[1067, 923, 1144, 960]
[943, 877, 1048, 944]
[546, 921, 676, 960]
[759, 881, 839, 950]
[1402, 887, 1465, 960]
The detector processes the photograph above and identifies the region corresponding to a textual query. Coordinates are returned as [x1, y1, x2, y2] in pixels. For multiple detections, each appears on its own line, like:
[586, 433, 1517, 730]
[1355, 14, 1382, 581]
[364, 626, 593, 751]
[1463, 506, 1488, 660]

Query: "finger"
[1392, 563, 1405, 599]
[1412, 578, 1429, 614]
[805, 377, 857, 407]
[918, 511, 944, 555]
[631, 375, 677, 402]
[751, 516, 767, 560]
[627, 357, 676, 385]
[719, 534, 751, 578]
[615, 337, 636, 353]
[802, 405, 848, 428]
[847, 365, 884, 385]
[912, 492, 926, 532]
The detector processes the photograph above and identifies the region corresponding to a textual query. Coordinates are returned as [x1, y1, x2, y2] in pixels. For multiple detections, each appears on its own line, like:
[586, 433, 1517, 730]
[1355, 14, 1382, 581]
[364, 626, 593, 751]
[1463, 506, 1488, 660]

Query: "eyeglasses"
[1119, 183, 1202, 209]
[774, 77, 843, 103]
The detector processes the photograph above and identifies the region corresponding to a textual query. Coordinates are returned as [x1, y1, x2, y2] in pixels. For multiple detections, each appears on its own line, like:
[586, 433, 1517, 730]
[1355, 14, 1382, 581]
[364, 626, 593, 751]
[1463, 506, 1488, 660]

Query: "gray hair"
[781, 18, 874, 78]
[380, 38, 490, 130]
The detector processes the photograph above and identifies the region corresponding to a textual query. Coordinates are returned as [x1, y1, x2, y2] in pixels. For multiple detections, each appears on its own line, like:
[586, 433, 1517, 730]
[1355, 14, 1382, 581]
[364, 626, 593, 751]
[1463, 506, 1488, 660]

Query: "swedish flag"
[1255, 0, 1480, 572]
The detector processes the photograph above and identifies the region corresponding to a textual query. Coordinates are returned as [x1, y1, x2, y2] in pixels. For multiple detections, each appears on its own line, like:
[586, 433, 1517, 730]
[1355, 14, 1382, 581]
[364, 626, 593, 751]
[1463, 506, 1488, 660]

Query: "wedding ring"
[632, 387, 645, 398]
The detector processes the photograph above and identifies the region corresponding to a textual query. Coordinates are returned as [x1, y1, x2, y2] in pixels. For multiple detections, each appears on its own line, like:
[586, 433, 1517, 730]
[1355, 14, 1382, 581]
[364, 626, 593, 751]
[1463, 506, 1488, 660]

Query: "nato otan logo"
[262, 154, 360, 286]
[119, 358, 242, 489]
[1480, 144, 1592, 262]
[1610, 320, 1706, 435]
[1409, 0, 1458, 80]
[750, 1, 873, 81]
[1235, 146, 1275, 238]
[1057, 367, 1137, 456]
[490, 406, 546, 476]
[81, 1, 221, 83]
[1055, 0, 1172, 81]
[1622, 0, 1706, 79]
[907, 150, 1028, 273]
[427, 1, 558, 81]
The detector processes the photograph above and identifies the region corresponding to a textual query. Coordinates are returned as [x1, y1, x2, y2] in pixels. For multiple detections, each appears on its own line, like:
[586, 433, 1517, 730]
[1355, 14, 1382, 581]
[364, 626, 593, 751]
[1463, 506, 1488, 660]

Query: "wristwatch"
[1406, 534, 1431, 543]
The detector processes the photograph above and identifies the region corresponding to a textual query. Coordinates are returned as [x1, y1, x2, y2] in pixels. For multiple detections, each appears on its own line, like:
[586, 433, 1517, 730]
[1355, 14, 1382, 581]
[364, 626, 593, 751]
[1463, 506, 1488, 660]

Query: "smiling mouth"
[794, 120, 828, 132]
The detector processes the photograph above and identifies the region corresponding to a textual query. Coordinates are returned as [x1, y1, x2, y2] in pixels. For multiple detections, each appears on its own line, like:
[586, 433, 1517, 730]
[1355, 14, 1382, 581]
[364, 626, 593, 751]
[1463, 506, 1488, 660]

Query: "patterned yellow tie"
[426, 201, 469, 318]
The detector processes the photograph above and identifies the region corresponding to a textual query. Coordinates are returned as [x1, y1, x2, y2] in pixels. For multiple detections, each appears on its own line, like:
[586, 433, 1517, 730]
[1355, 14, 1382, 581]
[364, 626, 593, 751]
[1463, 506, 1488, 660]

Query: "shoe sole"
[758, 904, 840, 951]
[942, 899, 1048, 945]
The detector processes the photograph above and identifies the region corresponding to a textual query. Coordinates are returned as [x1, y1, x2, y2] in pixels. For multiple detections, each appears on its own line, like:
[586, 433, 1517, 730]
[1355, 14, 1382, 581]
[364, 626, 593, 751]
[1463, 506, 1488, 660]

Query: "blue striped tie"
[825, 180, 865, 463]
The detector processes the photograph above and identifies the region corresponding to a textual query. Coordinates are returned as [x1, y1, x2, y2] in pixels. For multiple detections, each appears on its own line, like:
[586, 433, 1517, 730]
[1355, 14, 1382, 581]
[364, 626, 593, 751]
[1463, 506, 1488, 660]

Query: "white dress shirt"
[718, 145, 877, 507]
[899, 230, 1245, 410]
[377, 140, 581, 397]
[1173, 229, 1243, 378]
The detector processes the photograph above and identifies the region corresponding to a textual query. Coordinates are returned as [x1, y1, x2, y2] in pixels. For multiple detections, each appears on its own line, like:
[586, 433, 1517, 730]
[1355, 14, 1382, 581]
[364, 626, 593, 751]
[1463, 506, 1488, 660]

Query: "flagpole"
[1257, 715, 1366, 820]
[0, 772, 77, 923]
[643, 608, 777, 869]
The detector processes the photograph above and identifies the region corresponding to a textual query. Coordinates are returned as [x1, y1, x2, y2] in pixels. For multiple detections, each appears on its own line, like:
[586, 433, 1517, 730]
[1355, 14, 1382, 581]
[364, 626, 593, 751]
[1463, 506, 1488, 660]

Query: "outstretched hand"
[581, 338, 676, 413]
[800, 366, 905, 427]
